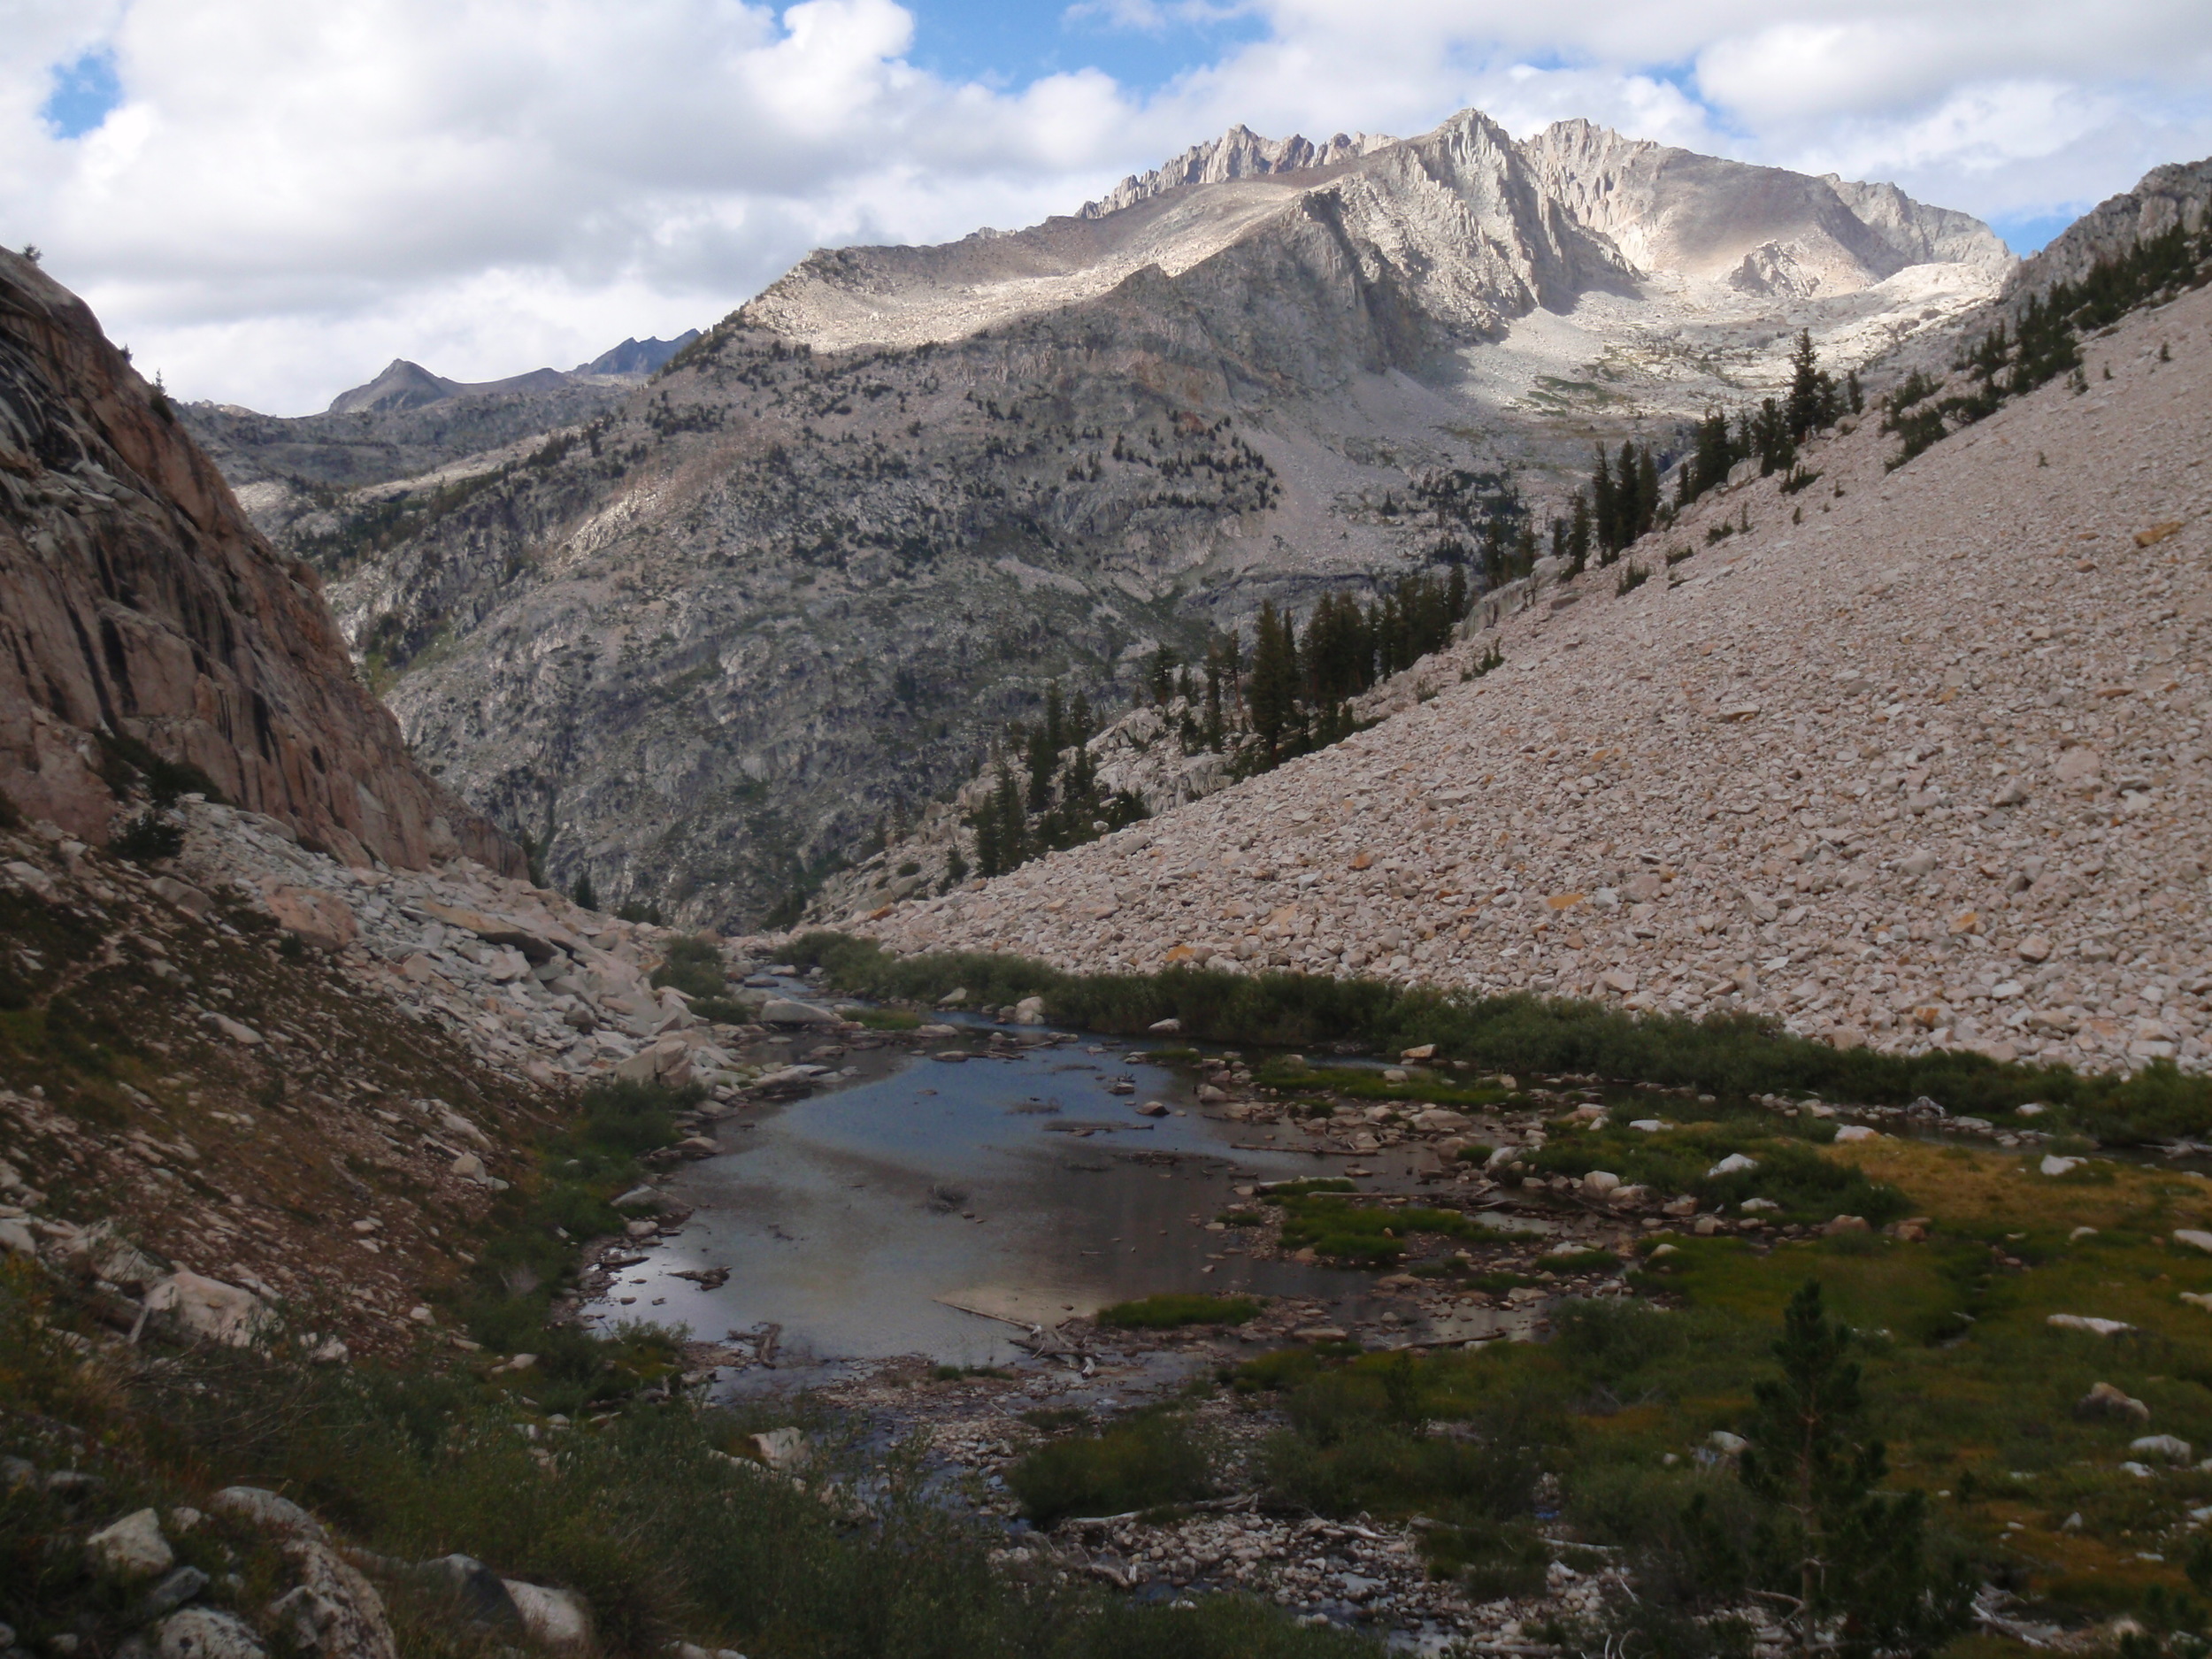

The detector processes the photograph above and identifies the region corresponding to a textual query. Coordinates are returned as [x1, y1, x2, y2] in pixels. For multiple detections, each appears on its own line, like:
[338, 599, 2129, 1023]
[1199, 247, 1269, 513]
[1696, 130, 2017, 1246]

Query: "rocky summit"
[251, 110, 2011, 928]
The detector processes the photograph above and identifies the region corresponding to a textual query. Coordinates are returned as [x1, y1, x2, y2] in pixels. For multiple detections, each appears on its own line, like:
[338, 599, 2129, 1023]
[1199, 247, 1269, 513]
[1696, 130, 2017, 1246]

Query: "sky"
[4, 0, 2208, 414]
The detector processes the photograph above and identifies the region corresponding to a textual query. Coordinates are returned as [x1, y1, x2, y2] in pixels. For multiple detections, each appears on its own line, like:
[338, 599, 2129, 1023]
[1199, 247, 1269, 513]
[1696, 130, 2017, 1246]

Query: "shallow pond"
[584, 1024, 1366, 1366]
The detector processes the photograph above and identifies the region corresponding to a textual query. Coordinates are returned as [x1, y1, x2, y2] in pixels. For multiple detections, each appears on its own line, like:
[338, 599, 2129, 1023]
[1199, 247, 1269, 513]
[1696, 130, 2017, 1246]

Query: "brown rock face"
[0, 250, 518, 873]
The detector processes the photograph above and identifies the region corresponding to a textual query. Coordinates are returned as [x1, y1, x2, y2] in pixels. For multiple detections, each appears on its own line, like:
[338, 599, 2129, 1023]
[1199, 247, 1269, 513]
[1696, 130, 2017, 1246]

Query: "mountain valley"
[204, 111, 2021, 927]
[7, 99, 2212, 1659]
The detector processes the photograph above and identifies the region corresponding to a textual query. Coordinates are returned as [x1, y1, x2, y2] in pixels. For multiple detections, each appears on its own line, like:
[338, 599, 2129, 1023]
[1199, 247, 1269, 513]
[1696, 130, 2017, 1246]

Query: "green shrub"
[111, 810, 183, 864]
[688, 996, 754, 1025]
[1259, 1353, 1543, 1535]
[1009, 1409, 1217, 1525]
[1549, 1298, 1687, 1384]
[1528, 1125, 1908, 1224]
[787, 934, 2212, 1143]
[854, 1007, 920, 1031]
[651, 936, 727, 1000]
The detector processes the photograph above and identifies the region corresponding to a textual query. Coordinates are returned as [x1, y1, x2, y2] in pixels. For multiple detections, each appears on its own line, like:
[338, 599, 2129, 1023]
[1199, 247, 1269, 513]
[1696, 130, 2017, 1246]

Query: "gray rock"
[145, 1567, 211, 1617]
[410, 1555, 522, 1626]
[143, 1273, 271, 1348]
[500, 1582, 591, 1649]
[273, 1541, 399, 1659]
[759, 999, 837, 1026]
[156, 1609, 266, 1659]
[88, 1508, 174, 1578]
[211, 1487, 329, 1543]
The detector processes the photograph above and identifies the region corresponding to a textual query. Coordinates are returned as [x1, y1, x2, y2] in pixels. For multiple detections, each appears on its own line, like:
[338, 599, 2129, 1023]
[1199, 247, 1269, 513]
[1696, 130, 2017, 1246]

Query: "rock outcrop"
[0, 249, 518, 872]
[2009, 157, 2212, 297]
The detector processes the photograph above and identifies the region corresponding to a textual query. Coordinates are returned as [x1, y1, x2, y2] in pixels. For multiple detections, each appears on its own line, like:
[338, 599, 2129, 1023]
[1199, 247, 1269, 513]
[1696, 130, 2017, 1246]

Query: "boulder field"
[855, 278, 2212, 1074]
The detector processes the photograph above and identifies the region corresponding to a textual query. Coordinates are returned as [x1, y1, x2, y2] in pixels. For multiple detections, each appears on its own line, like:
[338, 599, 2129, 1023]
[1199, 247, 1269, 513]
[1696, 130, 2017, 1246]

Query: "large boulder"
[262, 885, 359, 952]
[411, 1555, 523, 1626]
[267, 1540, 399, 1659]
[759, 998, 838, 1026]
[144, 1272, 271, 1348]
[211, 1487, 328, 1542]
[157, 1609, 267, 1659]
[88, 1507, 173, 1578]
[500, 1581, 591, 1649]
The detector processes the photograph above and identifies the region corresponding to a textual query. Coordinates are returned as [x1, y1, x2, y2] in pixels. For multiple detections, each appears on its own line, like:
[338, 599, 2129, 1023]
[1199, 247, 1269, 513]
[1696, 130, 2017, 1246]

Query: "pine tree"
[1616, 441, 1640, 552]
[1590, 449, 1616, 561]
[1043, 681, 1064, 753]
[992, 762, 1026, 872]
[1147, 645, 1177, 705]
[1568, 491, 1592, 572]
[1635, 446, 1660, 540]
[1247, 602, 1301, 755]
[1025, 719, 1056, 810]
[1786, 329, 1826, 442]
[1069, 689, 1094, 749]
[572, 872, 597, 911]
[972, 806, 1000, 879]
[1740, 1281, 1973, 1659]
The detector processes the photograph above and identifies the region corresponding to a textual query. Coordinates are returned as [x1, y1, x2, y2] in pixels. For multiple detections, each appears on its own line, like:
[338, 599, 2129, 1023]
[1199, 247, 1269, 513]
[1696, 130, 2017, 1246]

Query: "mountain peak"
[1078, 123, 1394, 219]
[326, 358, 450, 416]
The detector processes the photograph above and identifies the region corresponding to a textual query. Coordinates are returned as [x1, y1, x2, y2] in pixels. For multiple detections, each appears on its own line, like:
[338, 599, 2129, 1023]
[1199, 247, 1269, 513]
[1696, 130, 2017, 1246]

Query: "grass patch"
[785, 934, 2212, 1143]
[1008, 1408, 1219, 1525]
[1270, 1194, 1508, 1265]
[852, 1007, 920, 1031]
[1527, 1120, 1910, 1225]
[1097, 1294, 1262, 1330]
[1255, 1061, 1512, 1110]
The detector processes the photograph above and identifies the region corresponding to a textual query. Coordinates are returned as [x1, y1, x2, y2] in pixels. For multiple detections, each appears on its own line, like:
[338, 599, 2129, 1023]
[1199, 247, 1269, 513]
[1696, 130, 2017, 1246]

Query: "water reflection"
[585, 1032, 1359, 1365]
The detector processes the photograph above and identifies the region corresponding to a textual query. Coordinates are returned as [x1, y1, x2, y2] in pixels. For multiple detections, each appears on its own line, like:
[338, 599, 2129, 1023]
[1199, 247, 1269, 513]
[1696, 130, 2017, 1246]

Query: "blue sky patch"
[42, 49, 123, 141]
[1985, 208, 2078, 257]
[903, 0, 1264, 96]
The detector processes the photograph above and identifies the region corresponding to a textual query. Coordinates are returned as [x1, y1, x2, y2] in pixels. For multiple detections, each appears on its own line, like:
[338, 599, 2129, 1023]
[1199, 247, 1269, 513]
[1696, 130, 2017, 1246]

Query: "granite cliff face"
[247, 111, 2010, 927]
[0, 249, 518, 872]
[2008, 158, 2212, 296]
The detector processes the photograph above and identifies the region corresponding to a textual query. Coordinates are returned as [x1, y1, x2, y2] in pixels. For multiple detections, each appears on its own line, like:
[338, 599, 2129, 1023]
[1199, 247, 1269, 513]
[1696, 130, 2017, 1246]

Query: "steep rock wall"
[0, 250, 520, 873]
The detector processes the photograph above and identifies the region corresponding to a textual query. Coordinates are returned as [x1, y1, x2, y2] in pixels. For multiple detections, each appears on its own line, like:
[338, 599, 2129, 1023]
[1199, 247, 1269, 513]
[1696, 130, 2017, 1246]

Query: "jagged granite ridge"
[1078, 124, 1395, 219]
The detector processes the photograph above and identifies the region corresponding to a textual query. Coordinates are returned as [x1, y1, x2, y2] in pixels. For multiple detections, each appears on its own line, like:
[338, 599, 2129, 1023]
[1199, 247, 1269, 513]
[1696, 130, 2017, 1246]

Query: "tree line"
[1885, 219, 2212, 469]
[1557, 331, 1862, 569]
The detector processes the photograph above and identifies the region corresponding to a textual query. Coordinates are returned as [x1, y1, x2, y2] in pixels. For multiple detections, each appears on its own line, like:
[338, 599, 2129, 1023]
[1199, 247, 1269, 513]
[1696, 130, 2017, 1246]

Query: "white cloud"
[1, 0, 2205, 412]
